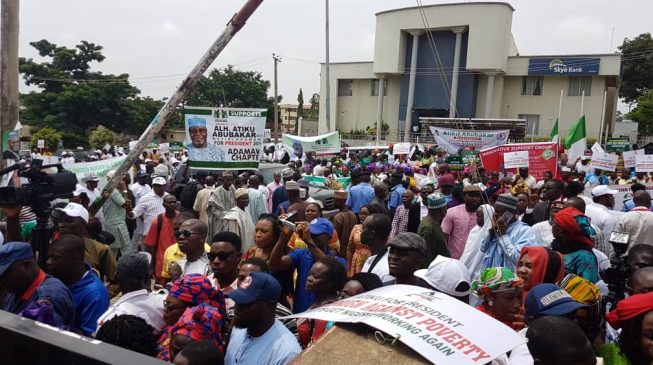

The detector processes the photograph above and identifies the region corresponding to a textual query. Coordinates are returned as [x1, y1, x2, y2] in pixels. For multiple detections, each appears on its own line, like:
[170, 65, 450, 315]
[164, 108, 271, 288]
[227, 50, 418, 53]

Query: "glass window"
[337, 79, 353, 96]
[521, 77, 543, 96]
[518, 114, 540, 135]
[370, 79, 387, 96]
[567, 76, 592, 96]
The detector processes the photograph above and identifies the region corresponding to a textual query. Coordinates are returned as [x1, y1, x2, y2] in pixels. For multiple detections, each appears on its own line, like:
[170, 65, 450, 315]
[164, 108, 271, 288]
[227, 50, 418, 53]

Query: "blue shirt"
[346, 182, 375, 214]
[225, 320, 301, 365]
[388, 184, 406, 210]
[69, 267, 109, 335]
[272, 186, 288, 216]
[276, 201, 291, 216]
[481, 220, 540, 272]
[289, 249, 346, 313]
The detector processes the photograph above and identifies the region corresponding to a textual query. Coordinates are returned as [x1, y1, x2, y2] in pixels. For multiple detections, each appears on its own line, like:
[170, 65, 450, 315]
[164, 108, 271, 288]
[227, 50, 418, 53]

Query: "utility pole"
[324, 0, 331, 133]
[0, 0, 20, 154]
[273, 53, 281, 143]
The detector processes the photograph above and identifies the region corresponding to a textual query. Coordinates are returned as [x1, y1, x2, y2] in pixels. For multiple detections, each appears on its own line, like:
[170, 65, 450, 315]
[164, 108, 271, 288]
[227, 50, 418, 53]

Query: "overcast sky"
[19, 0, 651, 110]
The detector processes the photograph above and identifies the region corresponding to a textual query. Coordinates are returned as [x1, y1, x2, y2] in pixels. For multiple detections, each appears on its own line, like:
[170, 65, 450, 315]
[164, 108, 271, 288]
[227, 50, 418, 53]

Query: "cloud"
[161, 21, 181, 36]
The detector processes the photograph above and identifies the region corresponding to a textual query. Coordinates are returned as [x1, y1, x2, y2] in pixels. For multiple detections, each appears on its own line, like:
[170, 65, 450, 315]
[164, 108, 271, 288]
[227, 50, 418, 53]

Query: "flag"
[564, 115, 587, 163]
[550, 118, 559, 143]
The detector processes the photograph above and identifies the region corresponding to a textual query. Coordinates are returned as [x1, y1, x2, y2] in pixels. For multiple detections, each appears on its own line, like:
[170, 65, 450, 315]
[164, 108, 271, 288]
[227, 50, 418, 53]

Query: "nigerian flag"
[564, 115, 587, 163]
[550, 118, 559, 143]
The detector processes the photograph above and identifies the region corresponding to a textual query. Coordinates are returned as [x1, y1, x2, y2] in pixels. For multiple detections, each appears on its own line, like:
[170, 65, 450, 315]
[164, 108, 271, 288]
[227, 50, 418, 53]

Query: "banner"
[590, 151, 618, 172]
[63, 156, 127, 187]
[636, 155, 653, 172]
[479, 142, 558, 180]
[282, 131, 340, 159]
[392, 142, 411, 155]
[445, 156, 466, 171]
[611, 184, 653, 212]
[285, 285, 524, 365]
[429, 127, 509, 155]
[184, 108, 266, 170]
[303, 175, 351, 190]
[606, 137, 631, 152]
[623, 149, 644, 169]
[503, 151, 529, 168]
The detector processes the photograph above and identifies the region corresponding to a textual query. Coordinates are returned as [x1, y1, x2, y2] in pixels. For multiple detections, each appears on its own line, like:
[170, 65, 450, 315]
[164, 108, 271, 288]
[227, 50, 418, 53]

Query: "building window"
[521, 77, 543, 95]
[519, 114, 540, 135]
[568, 76, 592, 96]
[370, 79, 387, 96]
[338, 79, 353, 96]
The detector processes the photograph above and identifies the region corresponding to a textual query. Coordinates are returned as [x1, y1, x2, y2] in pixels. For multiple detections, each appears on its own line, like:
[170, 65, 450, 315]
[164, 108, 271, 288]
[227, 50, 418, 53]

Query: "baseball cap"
[0, 242, 34, 276]
[82, 172, 100, 182]
[152, 176, 167, 186]
[309, 217, 334, 236]
[136, 171, 148, 178]
[414, 256, 471, 297]
[285, 181, 299, 191]
[591, 185, 618, 197]
[72, 184, 86, 197]
[226, 271, 281, 305]
[387, 232, 427, 255]
[524, 283, 588, 321]
[55, 202, 89, 223]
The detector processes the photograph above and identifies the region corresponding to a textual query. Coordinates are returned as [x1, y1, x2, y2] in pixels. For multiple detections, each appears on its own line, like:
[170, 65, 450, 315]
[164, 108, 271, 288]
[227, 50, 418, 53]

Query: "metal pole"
[324, 0, 331, 133]
[0, 0, 20, 158]
[404, 32, 421, 142]
[273, 53, 281, 143]
[557, 89, 563, 120]
[599, 90, 607, 146]
[89, 0, 265, 215]
[375, 78, 384, 143]
[579, 90, 585, 118]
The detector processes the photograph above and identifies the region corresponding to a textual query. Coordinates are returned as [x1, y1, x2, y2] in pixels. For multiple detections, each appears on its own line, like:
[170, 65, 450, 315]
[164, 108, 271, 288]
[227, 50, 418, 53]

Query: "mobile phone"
[280, 219, 297, 231]
[284, 210, 297, 223]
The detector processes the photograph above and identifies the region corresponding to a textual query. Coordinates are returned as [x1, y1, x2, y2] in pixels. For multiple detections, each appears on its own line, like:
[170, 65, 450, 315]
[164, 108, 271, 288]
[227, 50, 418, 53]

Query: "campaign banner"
[429, 127, 509, 155]
[63, 155, 127, 188]
[303, 175, 351, 190]
[392, 142, 411, 155]
[184, 108, 266, 170]
[503, 151, 529, 168]
[590, 151, 618, 172]
[285, 285, 524, 365]
[636, 155, 653, 172]
[623, 149, 644, 169]
[479, 142, 558, 180]
[282, 131, 340, 159]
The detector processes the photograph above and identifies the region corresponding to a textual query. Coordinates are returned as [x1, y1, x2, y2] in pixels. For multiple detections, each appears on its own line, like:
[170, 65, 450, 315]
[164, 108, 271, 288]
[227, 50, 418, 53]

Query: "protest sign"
[392, 142, 411, 155]
[184, 108, 266, 170]
[282, 131, 340, 159]
[636, 155, 653, 172]
[264, 129, 271, 140]
[158, 142, 170, 154]
[37, 140, 45, 149]
[591, 142, 604, 155]
[303, 175, 351, 190]
[503, 151, 529, 168]
[286, 285, 524, 365]
[446, 156, 466, 171]
[606, 137, 631, 152]
[479, 142, 558, 180]
[623, 149, 644, 169]
[590, 151, 618, 172]
[429, 126, 509, 155]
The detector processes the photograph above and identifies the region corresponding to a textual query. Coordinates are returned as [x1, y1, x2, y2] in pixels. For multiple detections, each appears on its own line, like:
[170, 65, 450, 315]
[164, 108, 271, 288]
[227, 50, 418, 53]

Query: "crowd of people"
[0, 144, 653, 365]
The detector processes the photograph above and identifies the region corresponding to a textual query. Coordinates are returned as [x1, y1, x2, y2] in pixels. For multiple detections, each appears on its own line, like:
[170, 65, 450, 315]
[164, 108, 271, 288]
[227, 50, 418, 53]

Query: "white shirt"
[131, 191, 166, 236]
[176, 254, 212, 277]
[83, 186, 104, 222]
[508, 328, 532, 365]
[96, 289, 167, 331]
[362, 249, 395, 283]
[585, 203, 617, 256]
[521, 175, 537, 190]
[618, 207, 653, 247]
[532, 220, 554, 246]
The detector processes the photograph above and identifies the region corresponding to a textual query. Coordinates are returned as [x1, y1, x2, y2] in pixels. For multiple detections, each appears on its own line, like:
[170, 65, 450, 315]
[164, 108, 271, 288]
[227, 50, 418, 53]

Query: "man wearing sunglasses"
[173, 219, 212, 277]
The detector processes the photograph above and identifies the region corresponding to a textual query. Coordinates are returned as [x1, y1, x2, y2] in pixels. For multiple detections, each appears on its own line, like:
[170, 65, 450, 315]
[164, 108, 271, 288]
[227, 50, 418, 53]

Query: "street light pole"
[273, 53, 281, 143]
[324, 0, 331, 133]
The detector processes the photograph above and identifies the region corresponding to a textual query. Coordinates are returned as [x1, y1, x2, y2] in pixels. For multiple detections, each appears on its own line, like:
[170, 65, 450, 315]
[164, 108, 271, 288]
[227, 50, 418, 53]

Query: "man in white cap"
[128, 176, 168, 240]
[585, 185, 618, 251]
[102, 170, 132, 257]
[82, 172, 104, 222]
[224, 188, 255, 251]
[414, 255, 471, 303]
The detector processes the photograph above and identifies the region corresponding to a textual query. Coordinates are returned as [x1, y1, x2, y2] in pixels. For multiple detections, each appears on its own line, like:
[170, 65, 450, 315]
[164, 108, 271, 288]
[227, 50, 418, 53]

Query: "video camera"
[0, 159, 77, 207]
[601, 231, 631, 308]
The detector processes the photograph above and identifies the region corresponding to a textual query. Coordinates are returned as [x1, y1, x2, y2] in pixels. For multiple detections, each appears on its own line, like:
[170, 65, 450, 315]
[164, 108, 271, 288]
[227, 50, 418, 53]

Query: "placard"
[636, 155, 653, 172]
[264, 129, 271, 140]
[503, 151, 530, 168]
[479, 142, 558, 180]
[285, 285, 525, 365]
[282, 132, 341, 159]
[606, 137, 631, 152]
[392, 142, 411, 155]
[158, 142, 170, 154]
[622, 149, 644, 169]
[37, 139, 45, 149]
[591, 142, 604, 155]
[590, 151, 618, 172]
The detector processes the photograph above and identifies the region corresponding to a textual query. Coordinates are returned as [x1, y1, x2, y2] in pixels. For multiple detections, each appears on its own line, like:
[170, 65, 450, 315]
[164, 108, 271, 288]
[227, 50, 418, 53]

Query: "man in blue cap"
[270, 217, 345, 313]
[185, 116, 225, 162]
[0, 242, 75, 328]
[224, 272, 301, 365]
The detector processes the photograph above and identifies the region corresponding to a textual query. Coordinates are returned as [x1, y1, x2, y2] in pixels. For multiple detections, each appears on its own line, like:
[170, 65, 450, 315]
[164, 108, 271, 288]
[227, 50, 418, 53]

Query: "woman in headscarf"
[551, 207, 599, 283]
[516, 246, 565, 301]
[157, 274, 226, 361]
[471, 267, 524, 331]
[600, 291, 653, 365]
[346, 204, 384, 276]
[166, 303, 225, 362]
[287, 202, 340, 252]
[460, 205, 494, 281]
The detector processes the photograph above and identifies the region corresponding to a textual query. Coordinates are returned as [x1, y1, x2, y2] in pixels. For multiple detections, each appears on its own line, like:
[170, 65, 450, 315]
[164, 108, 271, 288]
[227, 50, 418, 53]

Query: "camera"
[601, 231, 631, 308]
[0, 159, 77, 207]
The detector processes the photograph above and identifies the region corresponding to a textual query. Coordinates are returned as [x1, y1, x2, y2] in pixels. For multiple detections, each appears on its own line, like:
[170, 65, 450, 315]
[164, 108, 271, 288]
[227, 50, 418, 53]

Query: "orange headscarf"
[553, 207, 595, 248]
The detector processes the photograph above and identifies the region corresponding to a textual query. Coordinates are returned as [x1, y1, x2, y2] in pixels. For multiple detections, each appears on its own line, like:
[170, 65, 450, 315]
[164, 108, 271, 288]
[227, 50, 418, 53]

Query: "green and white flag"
[564, 115, 587, 163]
[550, 118, 559, 143]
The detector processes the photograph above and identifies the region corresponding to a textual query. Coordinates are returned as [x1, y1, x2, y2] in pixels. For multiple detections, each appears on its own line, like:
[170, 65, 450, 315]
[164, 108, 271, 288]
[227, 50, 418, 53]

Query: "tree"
[186, 65, 272, 108]
[30, 127, 61, 150]
[89, 126, 116, 149]
[628, 90, 653, 137]
[19, 39, 141, 147]
[618, 33, 653, 104]
[306, 93, 320, 120]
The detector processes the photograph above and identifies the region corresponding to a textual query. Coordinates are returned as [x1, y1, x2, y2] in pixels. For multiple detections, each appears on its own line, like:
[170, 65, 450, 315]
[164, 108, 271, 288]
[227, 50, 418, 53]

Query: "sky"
[18, 0, 652, 111]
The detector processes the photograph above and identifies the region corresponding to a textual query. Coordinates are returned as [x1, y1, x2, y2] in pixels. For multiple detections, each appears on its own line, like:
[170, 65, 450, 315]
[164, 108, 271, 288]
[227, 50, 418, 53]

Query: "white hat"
[591, 185, 618, 197]
[414, 256, 471, 297]
[152, 177, 167, 186]
[72, 184, 87, 197]
[56, 202, 89, 223]
[82, 172, 100, 182]
[234, 188, 249, 200]
[107, 170, 116, 179]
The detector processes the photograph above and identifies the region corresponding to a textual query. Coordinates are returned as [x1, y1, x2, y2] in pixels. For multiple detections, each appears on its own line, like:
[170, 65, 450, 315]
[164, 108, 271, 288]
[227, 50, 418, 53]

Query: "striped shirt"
[131, 192, 166, 235]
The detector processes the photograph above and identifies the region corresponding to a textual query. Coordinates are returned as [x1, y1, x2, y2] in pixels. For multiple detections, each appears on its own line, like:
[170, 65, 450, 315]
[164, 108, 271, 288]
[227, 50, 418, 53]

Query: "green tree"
[619, 33, 653, 103]
[30, 127, 61, 150]
[628, 90, 653, 137]
[89, 126, 116, 149]
[307, 93, 319, 120]
[186, 65, 272, 108]
[19, 39, 141, 147]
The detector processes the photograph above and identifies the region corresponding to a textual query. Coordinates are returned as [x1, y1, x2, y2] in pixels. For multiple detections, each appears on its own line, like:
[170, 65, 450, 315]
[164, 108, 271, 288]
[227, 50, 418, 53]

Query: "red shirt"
[144, 212, 179, 279]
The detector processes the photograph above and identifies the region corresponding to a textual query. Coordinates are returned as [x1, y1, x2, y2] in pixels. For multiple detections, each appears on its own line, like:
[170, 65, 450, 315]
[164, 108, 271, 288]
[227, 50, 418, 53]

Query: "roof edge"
[375, 2, 515, 16]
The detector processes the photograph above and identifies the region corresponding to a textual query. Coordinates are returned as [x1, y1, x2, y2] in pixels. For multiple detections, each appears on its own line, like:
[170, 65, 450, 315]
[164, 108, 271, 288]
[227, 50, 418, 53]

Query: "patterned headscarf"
[471, 267, 523, 297]
[554, 208, 596, 248]
[170, 303, 225, 353]
[510, 182, 530, 195]
[169, 274, 226, 311]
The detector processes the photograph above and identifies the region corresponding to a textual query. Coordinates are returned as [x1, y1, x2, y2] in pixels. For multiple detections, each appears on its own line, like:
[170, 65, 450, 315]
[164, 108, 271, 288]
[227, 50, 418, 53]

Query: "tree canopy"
[628, 90, 653, 137]
[619, 33, 653, 104]
[89, 126, 116, 149]
[185, 65, 272, 109]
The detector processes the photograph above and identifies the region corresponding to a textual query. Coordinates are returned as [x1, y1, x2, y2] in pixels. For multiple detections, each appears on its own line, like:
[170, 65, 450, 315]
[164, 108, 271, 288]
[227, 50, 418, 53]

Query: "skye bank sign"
[528, 58, 600, 76]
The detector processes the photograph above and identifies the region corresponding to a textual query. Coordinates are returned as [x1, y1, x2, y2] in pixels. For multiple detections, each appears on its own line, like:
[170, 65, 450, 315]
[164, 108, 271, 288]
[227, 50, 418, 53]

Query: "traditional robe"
[207, 185, 235, 241]
[223, 206, 255, 251]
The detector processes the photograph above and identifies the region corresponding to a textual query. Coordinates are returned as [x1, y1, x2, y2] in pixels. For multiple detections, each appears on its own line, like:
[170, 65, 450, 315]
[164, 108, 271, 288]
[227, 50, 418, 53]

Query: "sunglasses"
[174, 229, 203, 238]
[208, 250, 238, 262]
